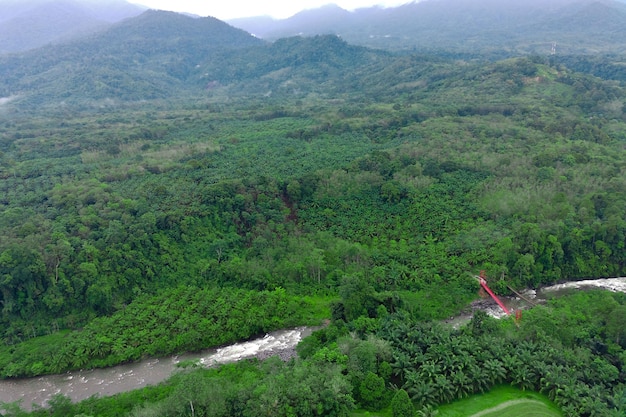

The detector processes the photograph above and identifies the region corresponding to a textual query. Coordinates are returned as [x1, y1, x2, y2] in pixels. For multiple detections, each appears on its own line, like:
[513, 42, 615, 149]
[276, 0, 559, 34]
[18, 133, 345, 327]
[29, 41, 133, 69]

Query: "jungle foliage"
[1, 52, 626, 376]
[0, 23, 625, 416]
[4, 290, 625, 416]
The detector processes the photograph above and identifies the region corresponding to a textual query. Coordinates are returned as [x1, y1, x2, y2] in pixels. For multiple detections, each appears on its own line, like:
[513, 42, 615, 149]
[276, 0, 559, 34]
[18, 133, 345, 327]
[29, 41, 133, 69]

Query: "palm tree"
[579, 385, 610, 417]
[555, 382, 587, 414]
[511, 366, 537, 391]
[483, 335, 507, 361]
[501, 353, 522, 381]
[467, 363, 489, 393]
[404, 372, 437, 408]
[387, 320, 411, 344]
[419, 360, 441, 382]
[410, 350, 427, 368]
[539, 364, 568, 401]
[439, 353, 456, 375]
[392, 350, 413, 378]
[417, 405, 439, 417]
[469, 341, 492, 365]
[483, 358, 506, 385]
[433, 374, 454, 403]
[451, 370, 472, 399]
[71, 347, 90, 368]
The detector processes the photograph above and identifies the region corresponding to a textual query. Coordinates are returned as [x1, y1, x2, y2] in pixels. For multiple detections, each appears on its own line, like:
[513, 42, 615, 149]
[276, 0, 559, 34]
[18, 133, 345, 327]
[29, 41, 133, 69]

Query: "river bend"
[1, 277, 625, 409]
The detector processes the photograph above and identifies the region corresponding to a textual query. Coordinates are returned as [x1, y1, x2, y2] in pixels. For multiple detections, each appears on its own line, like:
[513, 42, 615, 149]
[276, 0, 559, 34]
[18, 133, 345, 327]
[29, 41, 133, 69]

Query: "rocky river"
[0, 327, 314, 409]
[1, 277, 624, 409]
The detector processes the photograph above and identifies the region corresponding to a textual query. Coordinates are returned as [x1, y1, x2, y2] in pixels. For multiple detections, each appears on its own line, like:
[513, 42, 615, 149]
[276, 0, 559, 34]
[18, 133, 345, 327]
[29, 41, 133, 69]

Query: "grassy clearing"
[350, 386, 561, 417]
[468, 399, 559, 417]
[299, 295, 334, 323]
[437, 386, 562, 417]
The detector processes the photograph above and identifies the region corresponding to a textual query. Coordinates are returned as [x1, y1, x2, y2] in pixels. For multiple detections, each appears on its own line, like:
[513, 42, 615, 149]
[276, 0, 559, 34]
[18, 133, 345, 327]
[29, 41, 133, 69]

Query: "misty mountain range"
[3, 0, 626, 56]
[0, 0, 146, 54]
[2, 0, 626, 111]
[229, 0, 626, 54]
[0, 9, 264, 107]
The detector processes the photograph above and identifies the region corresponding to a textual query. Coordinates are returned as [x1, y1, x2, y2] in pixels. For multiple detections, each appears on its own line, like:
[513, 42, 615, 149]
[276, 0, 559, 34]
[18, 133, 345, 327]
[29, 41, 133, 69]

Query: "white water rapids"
[0, 277, 624, 410]
[540, 277, 626, 293]
[469, 276, 626, 320]
[0, 327, 313, 410]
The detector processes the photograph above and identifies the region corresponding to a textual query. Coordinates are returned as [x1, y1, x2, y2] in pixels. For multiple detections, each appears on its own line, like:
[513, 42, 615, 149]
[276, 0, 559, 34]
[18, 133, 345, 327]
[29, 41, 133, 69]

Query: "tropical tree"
[511, 366, 537, 391]
[359, 371, 387, 410]
[404, 374, 437, 408]
[483, 358, 506, 386]
[391, 389, 415, 417]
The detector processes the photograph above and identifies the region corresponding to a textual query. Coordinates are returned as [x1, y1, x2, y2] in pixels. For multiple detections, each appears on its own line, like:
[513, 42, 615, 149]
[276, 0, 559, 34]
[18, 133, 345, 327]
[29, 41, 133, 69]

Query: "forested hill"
[229, 0, 626, 55]
[0, 15, 385, 111]
[1, 51, 626, 375]
[0, 10, 265, 107]
[0, 0, 146, 54]
[3, 3, 626, 111]
[0, 4, 626, 415]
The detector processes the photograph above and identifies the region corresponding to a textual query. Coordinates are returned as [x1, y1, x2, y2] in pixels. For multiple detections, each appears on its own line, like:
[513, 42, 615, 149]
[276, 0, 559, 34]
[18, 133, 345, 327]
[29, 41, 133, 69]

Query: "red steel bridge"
[478, 270, 512, 316]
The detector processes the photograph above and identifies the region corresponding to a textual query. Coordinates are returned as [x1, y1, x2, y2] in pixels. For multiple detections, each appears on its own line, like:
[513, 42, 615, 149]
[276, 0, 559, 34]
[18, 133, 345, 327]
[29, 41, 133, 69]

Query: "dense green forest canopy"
[1, 50, 625, 369]
[3, 291, 625, 416]
[0, 14, 625, 416]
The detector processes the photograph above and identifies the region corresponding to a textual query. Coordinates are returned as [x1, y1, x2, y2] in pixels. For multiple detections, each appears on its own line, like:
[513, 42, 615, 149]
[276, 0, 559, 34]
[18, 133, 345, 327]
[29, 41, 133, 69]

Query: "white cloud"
[0, 96, 18, 106]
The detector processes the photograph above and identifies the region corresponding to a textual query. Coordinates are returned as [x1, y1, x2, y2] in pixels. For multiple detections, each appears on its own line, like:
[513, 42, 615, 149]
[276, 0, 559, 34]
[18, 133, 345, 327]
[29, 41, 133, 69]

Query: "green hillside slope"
[0, 12, 625, 416]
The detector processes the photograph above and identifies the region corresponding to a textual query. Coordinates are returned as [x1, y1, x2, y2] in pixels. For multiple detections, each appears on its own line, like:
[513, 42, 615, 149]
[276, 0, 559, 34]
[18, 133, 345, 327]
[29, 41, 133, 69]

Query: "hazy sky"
[131, 1, 412, 20]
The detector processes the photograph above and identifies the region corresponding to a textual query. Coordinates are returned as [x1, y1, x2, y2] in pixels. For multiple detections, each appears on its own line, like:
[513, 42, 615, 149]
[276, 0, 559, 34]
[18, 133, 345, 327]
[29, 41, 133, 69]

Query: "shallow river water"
[1, 277, 625, 409]
[482, 276, 626, 319]
[0, 327, 313, 409]
[440, 276, 626, 332]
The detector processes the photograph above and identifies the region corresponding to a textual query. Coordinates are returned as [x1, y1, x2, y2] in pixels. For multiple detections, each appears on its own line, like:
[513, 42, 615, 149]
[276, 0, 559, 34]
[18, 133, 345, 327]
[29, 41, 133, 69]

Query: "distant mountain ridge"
[3, 0, 626, 111]
[0, 10, 266, 105]
[0, 0, 146, 54]
[0, 9, 387, 110]
[4, 0, 626, 56]
[228, 0, 626, 54]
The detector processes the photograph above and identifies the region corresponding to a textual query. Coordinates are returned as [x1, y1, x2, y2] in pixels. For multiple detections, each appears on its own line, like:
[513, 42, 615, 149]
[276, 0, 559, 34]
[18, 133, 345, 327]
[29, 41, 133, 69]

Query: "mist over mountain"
[3, 0, 626, 58]
[2, 0, 626, 111]
[0, 0, 146, 54]
[0, 7, 395, 112]
[229, 0, 626, 54]
[229, 4, 353, 38]
[0, 10, 271, 107]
